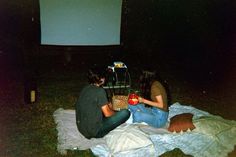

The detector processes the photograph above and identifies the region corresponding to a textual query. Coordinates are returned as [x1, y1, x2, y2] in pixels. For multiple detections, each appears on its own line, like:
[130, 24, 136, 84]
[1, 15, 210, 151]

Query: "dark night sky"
[122, 0, 236, 85]
[1, 0, 236, 84]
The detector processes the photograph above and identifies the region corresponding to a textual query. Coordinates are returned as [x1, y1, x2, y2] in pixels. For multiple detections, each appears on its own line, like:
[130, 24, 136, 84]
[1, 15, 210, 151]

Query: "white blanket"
[53, 102, 236, 157]
[53, 108, 106, 154]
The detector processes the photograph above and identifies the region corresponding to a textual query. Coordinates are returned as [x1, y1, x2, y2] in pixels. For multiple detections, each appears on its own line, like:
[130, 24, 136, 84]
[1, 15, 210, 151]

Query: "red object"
[128, 93, 139, 105]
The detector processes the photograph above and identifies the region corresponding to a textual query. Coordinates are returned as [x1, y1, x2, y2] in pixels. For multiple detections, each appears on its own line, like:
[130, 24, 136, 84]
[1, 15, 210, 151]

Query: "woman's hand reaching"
[138, 97, 144, 103]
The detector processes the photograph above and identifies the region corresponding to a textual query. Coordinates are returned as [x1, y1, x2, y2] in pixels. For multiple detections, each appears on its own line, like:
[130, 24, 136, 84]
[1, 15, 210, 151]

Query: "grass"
[4, 70, 96, 157]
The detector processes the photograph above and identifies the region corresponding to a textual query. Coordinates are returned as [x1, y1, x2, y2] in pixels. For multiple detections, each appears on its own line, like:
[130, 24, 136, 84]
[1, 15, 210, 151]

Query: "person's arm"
[101, 102, 115, 117]
[138, 95, 164, 109]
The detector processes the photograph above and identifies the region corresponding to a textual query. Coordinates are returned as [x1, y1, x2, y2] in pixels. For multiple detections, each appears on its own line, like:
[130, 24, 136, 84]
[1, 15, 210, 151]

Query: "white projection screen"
[39, 0, 122, 46]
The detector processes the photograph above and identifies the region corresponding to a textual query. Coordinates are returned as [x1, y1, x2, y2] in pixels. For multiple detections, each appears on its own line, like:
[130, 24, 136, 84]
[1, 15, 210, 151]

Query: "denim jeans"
[128, 104, 168, 128]
[95, 109, 130, 138]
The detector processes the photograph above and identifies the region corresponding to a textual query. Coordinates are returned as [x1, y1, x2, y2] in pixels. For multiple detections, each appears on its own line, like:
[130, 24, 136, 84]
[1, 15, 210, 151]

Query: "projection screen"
[39, 0, 122, 46]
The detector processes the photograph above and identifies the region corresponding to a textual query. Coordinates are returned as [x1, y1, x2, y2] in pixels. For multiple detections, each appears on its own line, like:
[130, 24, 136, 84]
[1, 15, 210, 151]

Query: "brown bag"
[112, 95, 128, 111]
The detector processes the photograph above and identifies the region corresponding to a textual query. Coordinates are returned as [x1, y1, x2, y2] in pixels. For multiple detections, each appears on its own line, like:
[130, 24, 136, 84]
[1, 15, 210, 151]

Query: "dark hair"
[87, 65, 105, 84]
[139, 70, 172, 106]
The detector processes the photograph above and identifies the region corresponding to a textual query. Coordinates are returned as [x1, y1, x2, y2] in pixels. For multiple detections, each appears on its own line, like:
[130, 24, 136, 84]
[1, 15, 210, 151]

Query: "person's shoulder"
[89, 85, 106, 93]
[151, 80, 165, 89]
[152, 80, 161, 86]
[82, 84, 91, 90]
[81, 84, 97, 92]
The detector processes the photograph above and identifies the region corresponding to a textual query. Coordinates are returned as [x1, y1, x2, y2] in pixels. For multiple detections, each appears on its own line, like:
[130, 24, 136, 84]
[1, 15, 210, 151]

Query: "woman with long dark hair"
[128, 70, 170, 128]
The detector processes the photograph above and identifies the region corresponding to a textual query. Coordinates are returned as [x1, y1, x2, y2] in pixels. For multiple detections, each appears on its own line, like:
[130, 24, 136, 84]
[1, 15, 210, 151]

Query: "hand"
[108, 102, 113, 109]
[138, 97, 144, 103]
[102, 103, 115, 117]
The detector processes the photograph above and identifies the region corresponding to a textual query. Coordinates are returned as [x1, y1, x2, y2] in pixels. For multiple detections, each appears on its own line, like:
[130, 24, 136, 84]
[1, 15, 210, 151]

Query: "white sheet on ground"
[53, 108, 106, 154]
[53, 102, 236, 157]
[104, 123, 154, 154]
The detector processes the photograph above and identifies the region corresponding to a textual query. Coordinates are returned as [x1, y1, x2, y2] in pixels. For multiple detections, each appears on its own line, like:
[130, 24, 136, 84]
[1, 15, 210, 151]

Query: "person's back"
[75, 66, 130, 139]
[76, 84, 108, 138]
[150, 80, 168, 111]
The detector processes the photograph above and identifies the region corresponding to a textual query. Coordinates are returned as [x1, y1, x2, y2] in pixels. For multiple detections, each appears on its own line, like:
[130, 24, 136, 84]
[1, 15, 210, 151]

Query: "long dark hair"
[139, 70, 172, 106]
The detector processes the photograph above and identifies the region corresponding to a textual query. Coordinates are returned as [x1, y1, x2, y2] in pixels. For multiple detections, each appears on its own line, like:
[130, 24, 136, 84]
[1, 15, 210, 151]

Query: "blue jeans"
[95, 109, 130, 138]
[128, 104, 168, 128]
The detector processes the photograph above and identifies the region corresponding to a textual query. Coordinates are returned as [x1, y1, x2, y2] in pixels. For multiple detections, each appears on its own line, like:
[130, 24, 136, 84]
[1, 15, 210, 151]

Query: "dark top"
[75, 84, 108, 138]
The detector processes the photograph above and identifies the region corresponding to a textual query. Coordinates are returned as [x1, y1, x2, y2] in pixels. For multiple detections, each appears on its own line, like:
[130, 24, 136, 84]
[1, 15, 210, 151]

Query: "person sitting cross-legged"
[128, 70, 170, 128]
[75, 66, 130, 139]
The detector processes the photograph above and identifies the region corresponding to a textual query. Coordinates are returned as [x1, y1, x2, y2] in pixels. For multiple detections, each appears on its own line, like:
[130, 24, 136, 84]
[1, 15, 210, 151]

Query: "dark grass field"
[0, 52, 236, 156]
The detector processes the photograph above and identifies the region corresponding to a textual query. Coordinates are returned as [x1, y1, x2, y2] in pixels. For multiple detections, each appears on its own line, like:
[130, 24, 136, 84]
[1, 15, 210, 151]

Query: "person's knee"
[132, 112, 143, 123]
[120, 109, 130, 119]
[128, 105, 136, 112]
